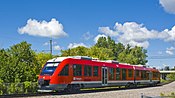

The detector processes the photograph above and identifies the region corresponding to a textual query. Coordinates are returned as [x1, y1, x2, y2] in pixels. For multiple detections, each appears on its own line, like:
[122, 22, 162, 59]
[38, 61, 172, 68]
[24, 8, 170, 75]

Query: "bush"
[0, 80, 6, 95]
[24, 81, 38, 94]
[166, 73, 175, 81]
[0, 82, 38, 95]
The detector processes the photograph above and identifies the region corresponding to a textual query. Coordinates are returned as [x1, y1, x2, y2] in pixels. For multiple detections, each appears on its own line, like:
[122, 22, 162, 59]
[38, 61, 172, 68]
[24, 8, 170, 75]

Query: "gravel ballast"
[30, 81, 175, 98]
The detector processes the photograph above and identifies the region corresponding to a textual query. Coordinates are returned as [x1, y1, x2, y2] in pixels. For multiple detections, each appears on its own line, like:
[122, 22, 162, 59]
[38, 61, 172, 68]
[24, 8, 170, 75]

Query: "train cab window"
[84, 65, 92, 76]
[128, 69, 133, 77]
[109, 68, 114, 80]
[93, 66, 99, 76]
[116, 68, 120, 80]
[122, 69, 126, 80]
[73, 64, 82, 76]
[59, 64, 69, 76]
[40, 62, 60, 75]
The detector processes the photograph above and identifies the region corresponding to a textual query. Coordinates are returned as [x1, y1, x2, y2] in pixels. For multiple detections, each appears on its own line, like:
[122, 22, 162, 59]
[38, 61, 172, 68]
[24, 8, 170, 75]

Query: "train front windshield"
[40, 62, 60, 76]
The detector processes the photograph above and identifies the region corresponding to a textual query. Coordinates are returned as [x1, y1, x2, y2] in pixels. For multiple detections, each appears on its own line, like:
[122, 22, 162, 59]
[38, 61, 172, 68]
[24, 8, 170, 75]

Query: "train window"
[153, 72, 155, 77]
[141, 71, 146, 79]
[153, 72, 158, 78]
[146, 71, 149, 79]
[73, 64, 82, 76]
[93, 66, 99, 76]
[59, 64, 69, 76]
[128, 69, 133, 77]
[136, 70, 140, 77]
[84, 65, 92, 76]
[122, 69, 126, 80]
[116, 68, 120, 80]
[109, 68, 114, 80]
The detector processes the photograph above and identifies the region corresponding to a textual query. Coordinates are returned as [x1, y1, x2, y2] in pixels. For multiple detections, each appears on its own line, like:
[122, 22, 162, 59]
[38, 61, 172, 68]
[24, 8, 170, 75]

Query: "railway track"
[0, 81, 171, 98]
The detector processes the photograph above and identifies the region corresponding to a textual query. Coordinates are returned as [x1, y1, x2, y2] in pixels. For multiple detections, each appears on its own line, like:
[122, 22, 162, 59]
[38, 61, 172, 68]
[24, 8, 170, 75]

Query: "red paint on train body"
[38, 56, 160, 92]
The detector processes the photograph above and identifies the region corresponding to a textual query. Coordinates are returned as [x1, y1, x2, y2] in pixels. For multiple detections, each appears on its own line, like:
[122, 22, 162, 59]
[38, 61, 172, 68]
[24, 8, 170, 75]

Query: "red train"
[38, 56, 160, 92]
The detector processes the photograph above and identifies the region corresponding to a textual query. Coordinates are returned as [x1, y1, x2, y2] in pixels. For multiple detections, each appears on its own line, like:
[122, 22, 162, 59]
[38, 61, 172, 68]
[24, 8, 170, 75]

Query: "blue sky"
[0, 0, 175, 69]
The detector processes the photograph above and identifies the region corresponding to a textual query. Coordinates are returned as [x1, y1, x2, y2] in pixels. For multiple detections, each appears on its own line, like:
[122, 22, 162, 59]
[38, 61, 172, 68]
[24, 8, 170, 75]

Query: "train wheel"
[126, 83, 137, 88]
[64, 84, 80, 93]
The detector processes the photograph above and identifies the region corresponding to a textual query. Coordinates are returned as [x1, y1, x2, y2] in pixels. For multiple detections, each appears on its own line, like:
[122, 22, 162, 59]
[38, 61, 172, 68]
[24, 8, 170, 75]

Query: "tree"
[167, 73, 175, 81]
[118, 45, 147, 65]
[95, 37, 108, 48]
[0, 41, 41, 83]
[60, 36, 147, 65]
[61, 46, 89, 56]
[88, 46, 114, 60]
[35, 52, 52, 67]
[95, 36, 125, 60]
[164, 66, 170, 71]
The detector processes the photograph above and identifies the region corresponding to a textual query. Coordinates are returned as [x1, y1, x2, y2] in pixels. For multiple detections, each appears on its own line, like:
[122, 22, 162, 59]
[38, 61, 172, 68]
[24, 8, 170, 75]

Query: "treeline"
[61, 36, 148, 65]
[0, 36, 148, 94]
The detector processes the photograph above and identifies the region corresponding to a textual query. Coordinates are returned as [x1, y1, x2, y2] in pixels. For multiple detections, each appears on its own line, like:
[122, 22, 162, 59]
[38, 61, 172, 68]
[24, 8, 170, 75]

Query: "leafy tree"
[164, 66, 170, 71]
[61, 36, 147, 65]
[35, 52, 52, 67]
[166, 73, 175, 81]
[88, 46, 114, 60]
[95, 36, 124, 60]
[0, 41, 41, 83]
[61, 46, 89, 56]
[118, 45, 147, 65]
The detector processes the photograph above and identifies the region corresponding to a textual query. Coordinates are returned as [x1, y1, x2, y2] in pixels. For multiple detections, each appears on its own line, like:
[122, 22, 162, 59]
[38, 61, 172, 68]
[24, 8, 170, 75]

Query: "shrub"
[0, 82, 38, 95]
[166, 73, 175, 81]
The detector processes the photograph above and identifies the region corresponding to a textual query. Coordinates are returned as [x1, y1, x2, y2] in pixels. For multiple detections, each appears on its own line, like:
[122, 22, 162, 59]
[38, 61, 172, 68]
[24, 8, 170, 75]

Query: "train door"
[102, 67, 108, 86]
[122, 69, 126, 80]
[149, 72, 153, 82]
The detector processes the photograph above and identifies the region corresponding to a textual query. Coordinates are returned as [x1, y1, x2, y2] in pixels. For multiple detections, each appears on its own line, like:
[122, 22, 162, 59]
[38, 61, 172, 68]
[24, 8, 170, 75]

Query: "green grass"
[160, 92, 175, 98]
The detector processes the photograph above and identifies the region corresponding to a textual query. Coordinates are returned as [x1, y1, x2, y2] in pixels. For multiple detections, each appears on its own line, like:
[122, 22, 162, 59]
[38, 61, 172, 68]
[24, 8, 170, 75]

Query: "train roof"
[47, 56, 159, 72]
[47, 56, 92, 62]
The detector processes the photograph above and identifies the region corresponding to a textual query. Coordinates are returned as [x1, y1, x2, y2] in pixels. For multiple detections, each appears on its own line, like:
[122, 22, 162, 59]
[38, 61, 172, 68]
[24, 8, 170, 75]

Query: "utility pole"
[50, 39, 52, 56]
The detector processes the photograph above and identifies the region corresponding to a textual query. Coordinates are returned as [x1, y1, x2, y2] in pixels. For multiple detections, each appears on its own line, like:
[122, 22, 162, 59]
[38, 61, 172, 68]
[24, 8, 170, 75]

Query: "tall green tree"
[61, 46, 89, 56]
[60, 36, 147, 65]
[61, 46, 114, 60]
[118, 45, 147, 65]
[35, 52, 52, 67]
[0, 41, 41, 83]
[95, 36, 124, 60]
[88, 46, 114, 60]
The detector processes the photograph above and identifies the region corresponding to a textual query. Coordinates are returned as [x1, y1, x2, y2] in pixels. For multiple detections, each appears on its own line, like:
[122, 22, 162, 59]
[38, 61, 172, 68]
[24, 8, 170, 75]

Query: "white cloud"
[43, 41, 57, 46]
[98, 27, 118, 37]
[98, 22, 175, 48]
[18, 18, 68, 38]
[159, 0, 175, 14]
[94, 34, 107, 43]
[114, 22, 158, 48]
[43, 42, 49, 46]
[68, 43, 88, 49]
[43, 41, 61, 50]
[53, 45, 61, 50]
[166, 46, 175, 55]
[82, 32, 93, 40]
[162, 26, 175, 41]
